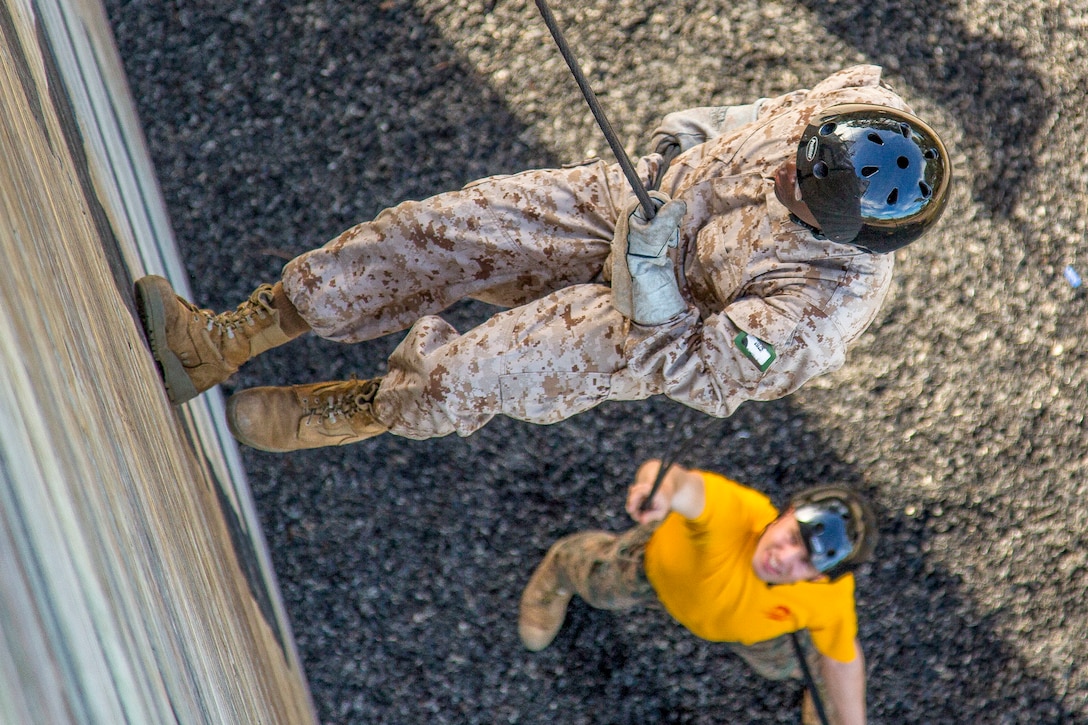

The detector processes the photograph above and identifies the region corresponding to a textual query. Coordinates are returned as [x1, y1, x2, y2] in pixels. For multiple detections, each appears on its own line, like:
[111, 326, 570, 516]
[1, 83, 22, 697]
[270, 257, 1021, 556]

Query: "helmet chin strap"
[790, 213, 879, 256]
[788, 213, 827, 239]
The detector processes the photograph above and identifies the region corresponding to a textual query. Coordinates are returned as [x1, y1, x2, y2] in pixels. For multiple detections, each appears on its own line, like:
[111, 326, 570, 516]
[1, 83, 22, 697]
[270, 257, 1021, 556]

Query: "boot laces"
[303, 378, 380, 423]
[185, 285, 277, 338]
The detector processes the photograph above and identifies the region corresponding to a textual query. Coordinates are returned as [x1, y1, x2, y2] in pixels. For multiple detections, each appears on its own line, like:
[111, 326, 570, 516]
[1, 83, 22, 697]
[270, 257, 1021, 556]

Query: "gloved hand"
[629, 255, 687, 325]
[626, 195, 686, 258]
[610, 191, 689, 325]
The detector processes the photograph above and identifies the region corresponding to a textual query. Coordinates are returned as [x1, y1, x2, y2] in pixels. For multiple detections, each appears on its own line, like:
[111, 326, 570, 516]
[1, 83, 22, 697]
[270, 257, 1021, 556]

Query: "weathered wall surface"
[0, 0, 314, 721]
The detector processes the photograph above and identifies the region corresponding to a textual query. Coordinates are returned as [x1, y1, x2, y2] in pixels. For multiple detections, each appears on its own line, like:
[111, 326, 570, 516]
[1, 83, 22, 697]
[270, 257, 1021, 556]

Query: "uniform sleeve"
[648, 65, 892, 157]
[649, 101, 768, 155]
[646, 65, 896, 183]
[754, 65, 896, 120]
[806, 64, 887, 98]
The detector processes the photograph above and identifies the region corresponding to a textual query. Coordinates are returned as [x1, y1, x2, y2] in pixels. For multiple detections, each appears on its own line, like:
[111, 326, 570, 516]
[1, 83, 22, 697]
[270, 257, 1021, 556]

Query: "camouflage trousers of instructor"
[531, 524, 833, 723]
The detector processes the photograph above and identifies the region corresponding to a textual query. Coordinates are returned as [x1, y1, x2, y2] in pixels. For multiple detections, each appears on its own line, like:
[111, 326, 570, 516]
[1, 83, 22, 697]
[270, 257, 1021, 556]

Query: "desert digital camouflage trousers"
[281, 159, 666, 439]
[550, 525, 832, 712]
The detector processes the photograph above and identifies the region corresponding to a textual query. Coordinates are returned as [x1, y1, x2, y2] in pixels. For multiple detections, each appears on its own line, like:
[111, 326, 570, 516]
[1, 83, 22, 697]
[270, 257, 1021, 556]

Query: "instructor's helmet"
[796, 103, 951, 254]
[789, 486, 877, 581]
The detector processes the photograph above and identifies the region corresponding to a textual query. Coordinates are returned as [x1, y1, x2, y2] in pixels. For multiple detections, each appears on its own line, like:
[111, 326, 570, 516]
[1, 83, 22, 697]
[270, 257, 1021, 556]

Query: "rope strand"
[533, 0, 657, 220]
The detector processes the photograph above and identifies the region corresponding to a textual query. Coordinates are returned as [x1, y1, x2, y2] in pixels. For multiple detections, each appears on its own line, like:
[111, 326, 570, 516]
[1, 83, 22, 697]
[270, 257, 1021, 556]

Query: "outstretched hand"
[625, 460, 672, 525]
[625, 459, 707, 524]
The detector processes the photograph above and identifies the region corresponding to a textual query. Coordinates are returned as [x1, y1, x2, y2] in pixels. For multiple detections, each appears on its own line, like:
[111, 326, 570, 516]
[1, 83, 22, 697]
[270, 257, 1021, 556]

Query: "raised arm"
[625, 459, 706, 525]
[818, 638, 867, 725]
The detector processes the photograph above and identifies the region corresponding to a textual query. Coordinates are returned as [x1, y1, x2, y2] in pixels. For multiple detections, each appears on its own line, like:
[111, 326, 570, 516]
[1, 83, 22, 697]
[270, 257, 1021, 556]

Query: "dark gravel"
[104, 0, 1088, 722]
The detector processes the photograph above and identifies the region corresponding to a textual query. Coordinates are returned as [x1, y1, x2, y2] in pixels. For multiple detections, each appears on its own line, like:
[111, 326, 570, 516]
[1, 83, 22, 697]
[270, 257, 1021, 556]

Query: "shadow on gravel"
[799, 0, 1053, 217]
[250, 396, 1077, 724]
[104, 0, 1072, 722]
[864, 510, 1075, 724]
[104, 0, 556, 310]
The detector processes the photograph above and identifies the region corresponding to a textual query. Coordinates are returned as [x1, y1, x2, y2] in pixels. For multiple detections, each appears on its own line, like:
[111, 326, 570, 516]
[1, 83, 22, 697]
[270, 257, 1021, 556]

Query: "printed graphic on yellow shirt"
[764, 605, 792, 622]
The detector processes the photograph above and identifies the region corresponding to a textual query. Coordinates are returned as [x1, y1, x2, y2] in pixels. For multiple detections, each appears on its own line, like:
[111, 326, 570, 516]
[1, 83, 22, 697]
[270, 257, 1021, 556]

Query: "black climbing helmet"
[796, 103, 952, 253]
[789, 486, 877, 581]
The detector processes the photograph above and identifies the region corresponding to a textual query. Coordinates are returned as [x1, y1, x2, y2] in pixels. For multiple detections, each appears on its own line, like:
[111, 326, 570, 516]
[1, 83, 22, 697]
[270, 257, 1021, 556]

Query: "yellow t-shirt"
[643, 472, 858, 663]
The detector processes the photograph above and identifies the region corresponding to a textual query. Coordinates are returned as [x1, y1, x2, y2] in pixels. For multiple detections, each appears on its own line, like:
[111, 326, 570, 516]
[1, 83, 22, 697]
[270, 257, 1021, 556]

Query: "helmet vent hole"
[861, 166, 879, 177]
[827, 549, 837, 558]
[814, 523, 825, 534]
[813, 161, 829, 179]
[924, 148, 939, 160]
[919, 181, 932, 198]
[867, 132, 883, 145]
[897, 156, 910, 169]
[819, 122, 837, 136]
[886, 188, 899, 205]
[899, 122, 912, 138]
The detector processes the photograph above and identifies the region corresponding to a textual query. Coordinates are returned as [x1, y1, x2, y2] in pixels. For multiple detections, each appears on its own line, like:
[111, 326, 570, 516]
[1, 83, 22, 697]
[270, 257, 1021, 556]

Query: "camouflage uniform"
[281, 65, 904, 439]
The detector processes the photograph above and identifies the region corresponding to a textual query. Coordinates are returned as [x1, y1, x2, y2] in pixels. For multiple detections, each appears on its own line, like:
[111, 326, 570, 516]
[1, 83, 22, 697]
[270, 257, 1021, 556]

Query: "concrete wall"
[0, 0, 315, 721]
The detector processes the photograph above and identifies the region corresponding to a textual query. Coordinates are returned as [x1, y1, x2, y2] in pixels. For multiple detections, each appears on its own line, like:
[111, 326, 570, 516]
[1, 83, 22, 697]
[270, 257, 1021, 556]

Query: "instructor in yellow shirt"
[518, 460, 876, 725]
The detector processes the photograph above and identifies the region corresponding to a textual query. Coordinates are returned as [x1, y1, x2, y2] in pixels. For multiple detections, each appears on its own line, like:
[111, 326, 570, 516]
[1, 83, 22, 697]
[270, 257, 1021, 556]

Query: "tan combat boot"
[135, 275, 299, 404]
[518, 545, 574, 652]
[226, 377, 388, 452]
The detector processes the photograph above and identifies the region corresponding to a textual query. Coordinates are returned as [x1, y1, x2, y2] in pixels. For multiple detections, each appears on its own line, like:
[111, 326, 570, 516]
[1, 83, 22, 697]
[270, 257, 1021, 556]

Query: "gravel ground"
[104, 1, 1088, 722]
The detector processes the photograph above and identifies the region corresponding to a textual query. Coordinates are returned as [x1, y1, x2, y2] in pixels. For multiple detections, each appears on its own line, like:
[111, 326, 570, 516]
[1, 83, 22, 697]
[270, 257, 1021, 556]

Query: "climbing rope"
[534, 4, 832, 722]
[792, 632, 832, 725]
[533, 0, 657, 221]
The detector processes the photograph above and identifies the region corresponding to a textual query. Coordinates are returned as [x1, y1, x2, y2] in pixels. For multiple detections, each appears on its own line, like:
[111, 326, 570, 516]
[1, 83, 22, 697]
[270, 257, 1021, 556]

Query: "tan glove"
[610, 192, 688, 325]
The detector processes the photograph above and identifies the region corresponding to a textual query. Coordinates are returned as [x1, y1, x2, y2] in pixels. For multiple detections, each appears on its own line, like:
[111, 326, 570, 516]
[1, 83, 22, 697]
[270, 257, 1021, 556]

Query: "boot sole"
[135, 277, 199, 405]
